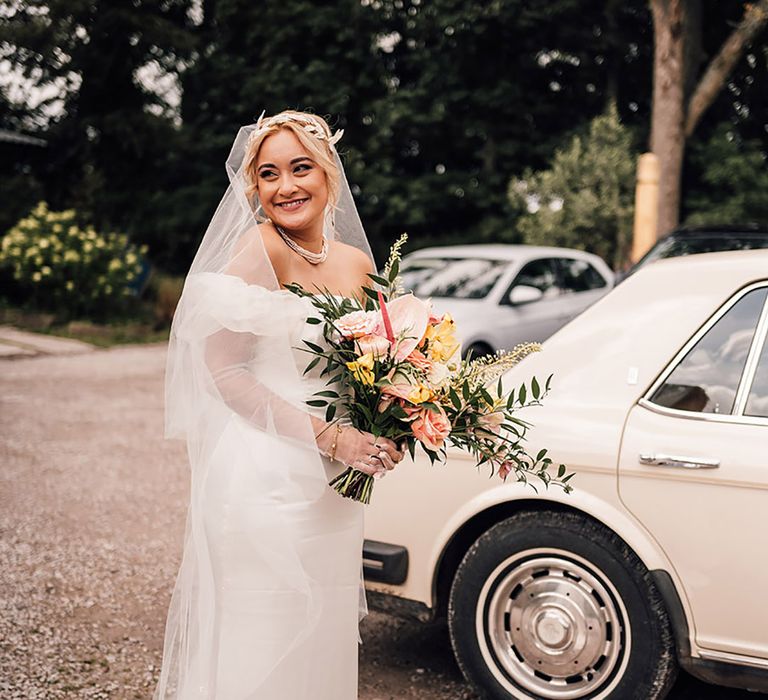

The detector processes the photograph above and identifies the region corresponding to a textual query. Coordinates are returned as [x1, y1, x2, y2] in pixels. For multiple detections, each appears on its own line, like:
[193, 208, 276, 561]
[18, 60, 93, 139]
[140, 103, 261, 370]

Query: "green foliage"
[684, 123, 768, 226]
[0, 202, 147, 320]
[508, 105, 637, 268]
[2, 0, 766, 270]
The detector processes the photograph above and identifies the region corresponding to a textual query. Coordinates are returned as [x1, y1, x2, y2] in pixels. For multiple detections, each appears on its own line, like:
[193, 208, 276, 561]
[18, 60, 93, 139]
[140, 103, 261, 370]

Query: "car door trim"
[638, 398, 768, 427]
[697, 648, 768, 671]
[732, 290, 768, 416]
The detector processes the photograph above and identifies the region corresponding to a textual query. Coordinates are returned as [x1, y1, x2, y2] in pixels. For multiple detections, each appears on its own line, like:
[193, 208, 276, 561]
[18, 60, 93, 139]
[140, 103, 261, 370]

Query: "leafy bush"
[684, 123, 768, 226]
[0, 202, 147, 320]
[508, 105, 637, 269]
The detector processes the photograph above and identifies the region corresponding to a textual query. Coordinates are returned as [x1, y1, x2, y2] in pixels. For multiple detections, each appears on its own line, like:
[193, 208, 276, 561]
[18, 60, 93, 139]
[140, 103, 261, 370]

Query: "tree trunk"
[650, 0, 688, 237]
[685, 0, 768, 137]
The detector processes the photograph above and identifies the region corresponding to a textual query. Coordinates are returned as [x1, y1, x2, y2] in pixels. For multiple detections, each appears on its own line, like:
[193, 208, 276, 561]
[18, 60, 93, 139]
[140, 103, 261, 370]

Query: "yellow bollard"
[631, 153, 660, 263]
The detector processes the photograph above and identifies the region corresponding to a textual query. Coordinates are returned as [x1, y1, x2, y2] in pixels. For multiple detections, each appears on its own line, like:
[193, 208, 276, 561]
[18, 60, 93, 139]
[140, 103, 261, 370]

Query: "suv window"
[648, 287, 768, 415]
[557, 258, 607, 293]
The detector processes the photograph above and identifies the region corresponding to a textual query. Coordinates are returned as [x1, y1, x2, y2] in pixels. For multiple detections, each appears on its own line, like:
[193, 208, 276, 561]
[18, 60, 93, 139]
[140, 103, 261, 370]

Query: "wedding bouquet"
[286, 235, 573, 504]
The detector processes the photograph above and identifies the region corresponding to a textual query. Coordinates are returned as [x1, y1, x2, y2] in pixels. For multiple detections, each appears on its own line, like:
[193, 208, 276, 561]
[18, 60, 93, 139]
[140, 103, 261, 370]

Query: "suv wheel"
[448, 510, 677, 699]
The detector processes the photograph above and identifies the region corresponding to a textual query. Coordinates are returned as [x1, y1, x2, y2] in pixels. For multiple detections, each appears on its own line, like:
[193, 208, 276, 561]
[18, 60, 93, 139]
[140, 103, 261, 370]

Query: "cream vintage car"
[362, 250, 768, 700]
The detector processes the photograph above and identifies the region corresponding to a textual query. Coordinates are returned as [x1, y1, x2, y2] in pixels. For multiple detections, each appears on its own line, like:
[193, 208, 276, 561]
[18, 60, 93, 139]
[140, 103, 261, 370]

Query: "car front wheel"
[448, 510, 677, 699]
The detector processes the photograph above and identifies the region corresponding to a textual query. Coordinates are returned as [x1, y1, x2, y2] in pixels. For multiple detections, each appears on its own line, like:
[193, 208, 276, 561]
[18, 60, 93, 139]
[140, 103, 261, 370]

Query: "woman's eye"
[258, 169, 276, 179]
[294, 163, 312, 173]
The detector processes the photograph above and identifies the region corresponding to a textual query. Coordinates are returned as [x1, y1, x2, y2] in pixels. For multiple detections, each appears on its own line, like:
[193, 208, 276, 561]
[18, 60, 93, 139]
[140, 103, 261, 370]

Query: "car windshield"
[636, 233, 768, 270]
[399, 257, 509, 299]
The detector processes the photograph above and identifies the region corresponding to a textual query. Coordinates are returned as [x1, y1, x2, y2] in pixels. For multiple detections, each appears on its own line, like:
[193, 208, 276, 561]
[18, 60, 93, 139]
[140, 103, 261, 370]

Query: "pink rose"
[404, 348, 434, 372]
[380, 368, 421, 402]
[406, 404, 452, 452]
[356, 333, 391, 358]
[335, 310, 382, 339]
[477, 410, 505, 436]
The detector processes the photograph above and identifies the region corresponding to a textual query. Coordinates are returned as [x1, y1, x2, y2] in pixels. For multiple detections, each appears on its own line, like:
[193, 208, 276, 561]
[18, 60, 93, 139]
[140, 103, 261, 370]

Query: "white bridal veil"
[157, 117, 375, 699]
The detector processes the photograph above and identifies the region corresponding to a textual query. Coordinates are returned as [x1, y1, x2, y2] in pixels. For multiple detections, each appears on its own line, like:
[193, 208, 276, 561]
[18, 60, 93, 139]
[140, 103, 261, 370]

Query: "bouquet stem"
[328, 467, 375, 504]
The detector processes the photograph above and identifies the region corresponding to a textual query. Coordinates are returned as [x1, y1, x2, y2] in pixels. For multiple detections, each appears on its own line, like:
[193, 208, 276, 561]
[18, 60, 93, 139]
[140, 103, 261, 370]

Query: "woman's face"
[255, 128, 329, 232]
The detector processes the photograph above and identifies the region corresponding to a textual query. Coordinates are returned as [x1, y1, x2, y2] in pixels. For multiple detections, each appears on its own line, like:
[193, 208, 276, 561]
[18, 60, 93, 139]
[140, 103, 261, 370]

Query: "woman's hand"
[315, 421, 405, 478]
[337, 427, 405, 478]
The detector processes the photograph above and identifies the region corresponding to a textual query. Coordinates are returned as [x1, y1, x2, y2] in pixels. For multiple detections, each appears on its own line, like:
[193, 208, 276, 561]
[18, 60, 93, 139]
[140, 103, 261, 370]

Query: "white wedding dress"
[158, 274, 366, 700]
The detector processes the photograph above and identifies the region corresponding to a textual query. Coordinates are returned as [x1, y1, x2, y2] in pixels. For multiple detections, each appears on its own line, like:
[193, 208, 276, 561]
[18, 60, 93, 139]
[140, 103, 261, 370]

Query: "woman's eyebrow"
[257, 156, 312, 171]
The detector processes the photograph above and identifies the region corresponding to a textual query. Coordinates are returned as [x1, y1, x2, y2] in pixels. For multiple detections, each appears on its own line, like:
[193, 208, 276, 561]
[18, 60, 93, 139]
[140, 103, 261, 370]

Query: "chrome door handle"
[639, 453, 720, 469]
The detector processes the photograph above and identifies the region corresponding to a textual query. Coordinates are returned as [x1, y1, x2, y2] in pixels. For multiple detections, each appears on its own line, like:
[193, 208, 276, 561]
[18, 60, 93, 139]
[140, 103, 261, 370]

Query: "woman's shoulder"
[330, 239, 374, 272]
[225, 222, 288, 279]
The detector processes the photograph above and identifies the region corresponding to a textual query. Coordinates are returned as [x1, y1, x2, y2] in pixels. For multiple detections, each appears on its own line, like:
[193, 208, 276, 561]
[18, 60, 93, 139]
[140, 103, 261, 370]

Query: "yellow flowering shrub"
[0, 202, 147, 318]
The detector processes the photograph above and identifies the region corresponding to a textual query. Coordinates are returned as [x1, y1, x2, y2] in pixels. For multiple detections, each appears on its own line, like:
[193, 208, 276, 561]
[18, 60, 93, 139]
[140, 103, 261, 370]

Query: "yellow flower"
[41, 266, 51, 276]
[425, 313, 460, 362]
[65, 280, 74, 291]
[108, 258, 122, 272]
[346, 352, 376, 386]
[407, 384, 435, 404]
[32, 271, 42, 282]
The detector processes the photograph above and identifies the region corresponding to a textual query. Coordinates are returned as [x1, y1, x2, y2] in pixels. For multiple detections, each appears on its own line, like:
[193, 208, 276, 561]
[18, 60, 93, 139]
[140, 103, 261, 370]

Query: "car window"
[648, 287, 768, 415]
[745, 334, 768, 418]
[510, 258, 560, 296]
[631, 233, 768, 275]
[400, 257, 509, 299]
[557, 258, 607, 293]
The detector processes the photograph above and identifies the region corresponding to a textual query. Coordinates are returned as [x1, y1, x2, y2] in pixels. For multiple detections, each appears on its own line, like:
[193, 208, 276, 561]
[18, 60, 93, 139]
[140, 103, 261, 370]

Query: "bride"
[156, 110, 405, 699]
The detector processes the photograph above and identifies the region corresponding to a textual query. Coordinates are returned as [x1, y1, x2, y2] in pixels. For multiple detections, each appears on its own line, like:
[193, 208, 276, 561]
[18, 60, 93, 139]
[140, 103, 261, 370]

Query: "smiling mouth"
[275, 198, 309, 211]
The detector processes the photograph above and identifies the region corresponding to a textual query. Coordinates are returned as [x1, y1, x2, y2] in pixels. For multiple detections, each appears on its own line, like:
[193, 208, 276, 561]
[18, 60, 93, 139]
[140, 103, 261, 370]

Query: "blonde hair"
[242, 110, 342, 214]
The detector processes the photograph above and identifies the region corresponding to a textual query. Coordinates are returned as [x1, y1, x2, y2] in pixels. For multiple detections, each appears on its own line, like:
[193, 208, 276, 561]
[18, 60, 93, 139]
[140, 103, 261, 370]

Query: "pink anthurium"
[384, 293, 431, 360]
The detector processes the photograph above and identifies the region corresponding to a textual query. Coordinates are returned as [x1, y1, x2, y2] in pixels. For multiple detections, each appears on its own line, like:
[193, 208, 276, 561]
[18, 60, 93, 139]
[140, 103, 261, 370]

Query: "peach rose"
[335, 310, 381, 339]
[406, 404, 451, 452]
[356, 333, 391, 358]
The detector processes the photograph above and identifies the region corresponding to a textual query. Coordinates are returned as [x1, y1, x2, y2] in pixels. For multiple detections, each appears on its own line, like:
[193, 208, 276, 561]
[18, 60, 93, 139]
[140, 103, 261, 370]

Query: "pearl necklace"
[275, 224, 328, 265]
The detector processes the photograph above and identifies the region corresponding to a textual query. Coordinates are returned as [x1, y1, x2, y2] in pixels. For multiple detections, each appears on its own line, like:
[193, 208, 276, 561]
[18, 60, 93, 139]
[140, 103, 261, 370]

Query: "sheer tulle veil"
[157, 114, 375, 699]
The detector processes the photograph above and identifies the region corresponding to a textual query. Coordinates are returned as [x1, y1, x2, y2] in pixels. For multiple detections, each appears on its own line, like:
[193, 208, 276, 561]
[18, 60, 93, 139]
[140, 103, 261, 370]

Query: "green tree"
[358, 0, 652, 255]
[649, 0, 768, 235]
[684, 122, 768, 225]
[0, 0, 195, 243]
[149, 0, 391, 269]
[508, 105, 636, 268]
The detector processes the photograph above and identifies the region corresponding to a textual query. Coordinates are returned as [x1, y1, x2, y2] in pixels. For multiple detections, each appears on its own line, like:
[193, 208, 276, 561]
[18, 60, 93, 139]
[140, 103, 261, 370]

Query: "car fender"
[426, 480, 694, 635]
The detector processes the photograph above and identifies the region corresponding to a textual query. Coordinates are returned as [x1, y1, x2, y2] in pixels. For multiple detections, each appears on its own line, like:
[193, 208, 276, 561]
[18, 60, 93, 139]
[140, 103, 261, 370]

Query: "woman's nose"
[277, 173, 298, 196]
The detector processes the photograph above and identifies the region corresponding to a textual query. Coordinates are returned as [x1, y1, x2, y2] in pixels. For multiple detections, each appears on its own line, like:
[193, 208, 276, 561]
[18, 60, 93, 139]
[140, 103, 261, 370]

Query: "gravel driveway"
[0, 342, 761, 699]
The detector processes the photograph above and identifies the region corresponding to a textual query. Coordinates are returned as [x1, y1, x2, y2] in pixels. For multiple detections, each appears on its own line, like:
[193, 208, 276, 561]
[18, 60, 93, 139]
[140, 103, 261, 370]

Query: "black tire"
[464, 342, 494, 360]
[448, 510, 677, 700]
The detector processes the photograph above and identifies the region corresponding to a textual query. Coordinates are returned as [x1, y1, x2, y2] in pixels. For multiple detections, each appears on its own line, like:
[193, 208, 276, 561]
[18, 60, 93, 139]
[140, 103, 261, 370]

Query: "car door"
[554, 257, 612, 322]
[618, 283, 768, 660]
[494, 258, 569, 346]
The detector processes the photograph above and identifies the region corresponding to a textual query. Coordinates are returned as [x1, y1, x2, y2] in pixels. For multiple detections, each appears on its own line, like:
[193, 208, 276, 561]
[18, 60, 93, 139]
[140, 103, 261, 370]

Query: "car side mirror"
[508, 285, 544, 305]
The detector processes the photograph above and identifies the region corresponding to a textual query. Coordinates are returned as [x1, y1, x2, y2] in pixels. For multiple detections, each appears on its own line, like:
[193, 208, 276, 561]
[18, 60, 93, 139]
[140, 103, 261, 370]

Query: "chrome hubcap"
[479, 550, 628, 699]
